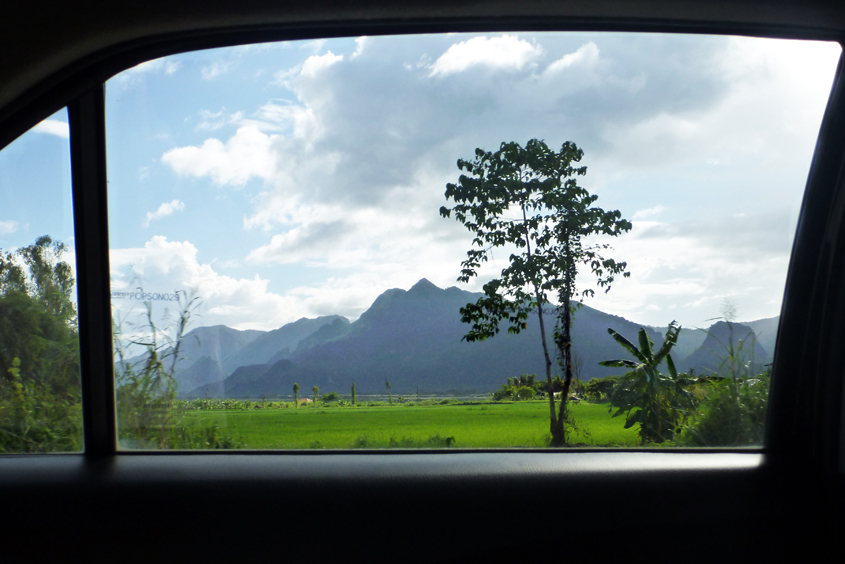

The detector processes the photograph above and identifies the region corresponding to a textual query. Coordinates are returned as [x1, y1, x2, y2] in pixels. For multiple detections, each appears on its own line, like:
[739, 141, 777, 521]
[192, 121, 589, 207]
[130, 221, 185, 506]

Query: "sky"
[1, 32, 841, 335]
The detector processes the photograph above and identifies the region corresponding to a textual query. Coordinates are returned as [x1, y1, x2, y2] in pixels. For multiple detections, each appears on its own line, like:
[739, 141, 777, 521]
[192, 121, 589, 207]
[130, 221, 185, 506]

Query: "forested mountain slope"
[186, 279, 667, 397]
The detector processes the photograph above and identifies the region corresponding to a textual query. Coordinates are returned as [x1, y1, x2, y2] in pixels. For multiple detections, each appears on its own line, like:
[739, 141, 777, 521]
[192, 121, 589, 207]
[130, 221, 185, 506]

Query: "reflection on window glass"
[0, 108, 82, 453]
[105, 34, 840, 449]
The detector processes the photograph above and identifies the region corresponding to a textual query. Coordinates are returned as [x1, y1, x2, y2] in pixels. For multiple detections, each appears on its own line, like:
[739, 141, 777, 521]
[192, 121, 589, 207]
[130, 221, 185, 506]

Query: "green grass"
[179, 400, 638, 449]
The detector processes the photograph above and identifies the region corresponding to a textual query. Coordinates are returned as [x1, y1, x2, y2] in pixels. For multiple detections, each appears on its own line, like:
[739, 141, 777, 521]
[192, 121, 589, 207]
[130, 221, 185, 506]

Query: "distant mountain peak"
[409, 278, 441, 294]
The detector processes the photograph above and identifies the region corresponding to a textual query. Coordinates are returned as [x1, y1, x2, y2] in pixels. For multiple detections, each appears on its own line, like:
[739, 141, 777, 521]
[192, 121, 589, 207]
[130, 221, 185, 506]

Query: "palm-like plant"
[600, 321, 697, 444]
[293, 383, 300, 409]
[312, 385, 319, 405]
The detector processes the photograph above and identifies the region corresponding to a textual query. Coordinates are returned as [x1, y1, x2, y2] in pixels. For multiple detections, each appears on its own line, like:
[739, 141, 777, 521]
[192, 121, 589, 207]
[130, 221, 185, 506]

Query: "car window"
[0, 108, 83, 453]
[103, 33, 841, 449]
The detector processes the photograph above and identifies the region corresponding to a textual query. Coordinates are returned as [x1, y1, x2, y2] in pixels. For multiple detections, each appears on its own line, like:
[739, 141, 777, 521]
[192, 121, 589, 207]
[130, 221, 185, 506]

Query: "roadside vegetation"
[0, 236, 83, 453]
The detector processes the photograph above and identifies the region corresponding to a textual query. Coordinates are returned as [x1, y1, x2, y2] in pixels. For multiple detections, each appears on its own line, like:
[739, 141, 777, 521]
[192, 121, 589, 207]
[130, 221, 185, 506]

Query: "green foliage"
[492, 373, 544, 401]
[441, 140, 630, 338]
[441, 138, 631, 445]
[676, 372, 770, 447]
[1, 236, 76, 322]
[601, 321, 698, 444]
[0, 357, 82, 453]
[293, 382, 300, 408]
[351, 382, 356, 406]
[321, 391, 341, 403]
[583, 375, 621, 402]
[0, 236, 82, 453]
[673, 315, 770, 446]
[312, 385, 319, 404]
[385, 379, 392, 405]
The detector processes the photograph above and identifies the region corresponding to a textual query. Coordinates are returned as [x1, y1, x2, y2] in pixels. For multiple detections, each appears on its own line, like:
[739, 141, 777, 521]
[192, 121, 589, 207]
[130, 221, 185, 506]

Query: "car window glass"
[0, 108, 82, 453]
[105, 33, 840, 449]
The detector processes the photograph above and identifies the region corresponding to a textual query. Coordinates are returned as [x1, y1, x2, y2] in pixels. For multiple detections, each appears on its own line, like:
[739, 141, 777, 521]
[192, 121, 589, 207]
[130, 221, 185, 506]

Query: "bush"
[321, 391, 341, 403]
[675, 371, 770, 446]
[0, 358, 82, 453]
[584, 375, 621, 402]
[492, 374, 545, 401]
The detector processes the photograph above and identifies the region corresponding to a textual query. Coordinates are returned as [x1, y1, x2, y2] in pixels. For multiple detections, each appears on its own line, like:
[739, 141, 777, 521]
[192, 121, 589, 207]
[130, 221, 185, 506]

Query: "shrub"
[321, 391, 341, 403]
[676, 371, 770, 446]
[493, 374, 545, 401]
[584, 375, 621, 402]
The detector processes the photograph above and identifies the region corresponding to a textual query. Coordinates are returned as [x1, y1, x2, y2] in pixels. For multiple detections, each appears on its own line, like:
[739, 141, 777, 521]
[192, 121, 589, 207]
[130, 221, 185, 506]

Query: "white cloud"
[632, 205, 666, 220]
[110, 236, 343, 331]
[352, 36, 368, 58]
[273, 65, 301, 88]
[151, 34, 840, 328]
[0, 220, 19, 234]
[300, 51, 343, 78]
[429, 35, 542, 76]
[32, 119, 69, 139]
[545, 41, 599, 74]
[300, 39, 327, 53]
[162, 126, 277, 187]
[580, 209, 795, 325]
[201, 61, 233, 80]
[143, 200, 185, 227]
[194, 106, 291, 134]
[195, 109, 242, 131]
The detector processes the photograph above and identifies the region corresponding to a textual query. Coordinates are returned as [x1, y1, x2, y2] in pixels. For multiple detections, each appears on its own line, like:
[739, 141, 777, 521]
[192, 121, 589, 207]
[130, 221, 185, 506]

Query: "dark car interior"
[2, 1, 845, 562]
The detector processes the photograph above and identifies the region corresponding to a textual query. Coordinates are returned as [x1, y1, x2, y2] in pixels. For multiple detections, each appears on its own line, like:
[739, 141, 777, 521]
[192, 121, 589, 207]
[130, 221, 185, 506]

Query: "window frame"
[59, 26, 844, 460]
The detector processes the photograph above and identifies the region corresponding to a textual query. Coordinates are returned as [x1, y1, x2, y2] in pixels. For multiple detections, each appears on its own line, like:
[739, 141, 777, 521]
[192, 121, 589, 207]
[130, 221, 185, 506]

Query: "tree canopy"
[0, 236, 81, 452]
[441, 139, 631, 444]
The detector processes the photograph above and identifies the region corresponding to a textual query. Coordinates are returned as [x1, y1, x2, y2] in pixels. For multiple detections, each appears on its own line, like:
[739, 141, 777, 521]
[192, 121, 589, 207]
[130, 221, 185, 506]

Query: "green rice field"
[180, 400, 639, 449]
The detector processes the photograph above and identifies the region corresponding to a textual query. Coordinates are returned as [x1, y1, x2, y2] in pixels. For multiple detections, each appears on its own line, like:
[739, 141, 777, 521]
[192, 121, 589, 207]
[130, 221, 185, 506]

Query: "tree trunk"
[554, 302, 574, 445]
[534, 290, 558, 440]
[522, 203, 559, 443]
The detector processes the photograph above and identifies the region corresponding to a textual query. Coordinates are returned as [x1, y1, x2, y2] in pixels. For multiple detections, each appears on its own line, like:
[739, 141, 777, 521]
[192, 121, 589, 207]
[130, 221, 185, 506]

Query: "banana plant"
[600, 320, 697, 444]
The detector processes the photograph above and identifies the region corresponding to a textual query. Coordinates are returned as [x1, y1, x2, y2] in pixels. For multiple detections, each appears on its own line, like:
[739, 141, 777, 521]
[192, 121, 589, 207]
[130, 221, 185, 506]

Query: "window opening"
[104, 33, 840, 449]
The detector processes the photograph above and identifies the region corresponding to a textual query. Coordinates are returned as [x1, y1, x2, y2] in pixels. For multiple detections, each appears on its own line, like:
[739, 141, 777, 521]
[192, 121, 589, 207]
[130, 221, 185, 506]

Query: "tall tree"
[312, 385, 319, 405]
[293, 383, 300, 409]
[0, 236, 81, 452]
[351, 382, 356, 406]
[0, 236, 78, 390]
[441, 139, 631, 445]
[385, 380, 392, 405]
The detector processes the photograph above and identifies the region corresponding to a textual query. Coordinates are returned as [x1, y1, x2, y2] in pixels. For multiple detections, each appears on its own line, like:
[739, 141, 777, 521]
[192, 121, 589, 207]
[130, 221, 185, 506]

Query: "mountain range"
[157, 279, 778, 398]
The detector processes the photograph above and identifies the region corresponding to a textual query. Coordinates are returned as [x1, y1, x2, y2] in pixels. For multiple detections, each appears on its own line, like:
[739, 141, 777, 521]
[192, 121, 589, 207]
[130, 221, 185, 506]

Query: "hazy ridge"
[166, 279, 777, 398]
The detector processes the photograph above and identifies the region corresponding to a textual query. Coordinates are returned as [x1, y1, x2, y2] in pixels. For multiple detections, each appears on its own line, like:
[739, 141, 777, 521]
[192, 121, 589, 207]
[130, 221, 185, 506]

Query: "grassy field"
[180, 400, 639, 449]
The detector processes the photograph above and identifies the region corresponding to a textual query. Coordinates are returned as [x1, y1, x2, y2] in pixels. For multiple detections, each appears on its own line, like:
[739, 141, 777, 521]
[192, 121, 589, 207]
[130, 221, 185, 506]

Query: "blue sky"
[2, 32, 841, 334]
